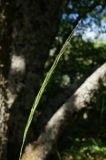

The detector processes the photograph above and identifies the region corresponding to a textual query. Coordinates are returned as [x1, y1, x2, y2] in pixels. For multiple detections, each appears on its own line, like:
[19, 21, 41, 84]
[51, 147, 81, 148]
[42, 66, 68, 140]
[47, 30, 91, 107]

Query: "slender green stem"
[19, 21, 80, 160]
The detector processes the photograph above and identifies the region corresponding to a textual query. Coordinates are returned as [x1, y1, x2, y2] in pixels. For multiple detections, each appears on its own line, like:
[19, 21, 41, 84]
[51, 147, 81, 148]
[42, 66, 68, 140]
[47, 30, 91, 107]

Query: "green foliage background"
[41, 3, 106, 160]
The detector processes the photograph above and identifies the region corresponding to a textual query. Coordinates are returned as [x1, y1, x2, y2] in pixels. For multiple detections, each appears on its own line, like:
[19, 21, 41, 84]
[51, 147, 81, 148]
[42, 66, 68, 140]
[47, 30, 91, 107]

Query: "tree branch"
[21, 63, 106, 160]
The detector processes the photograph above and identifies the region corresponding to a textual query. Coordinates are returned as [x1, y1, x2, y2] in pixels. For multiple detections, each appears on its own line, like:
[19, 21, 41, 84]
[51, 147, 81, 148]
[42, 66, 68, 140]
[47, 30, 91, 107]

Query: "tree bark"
[7, 1, 66, 160]
[0, 1, 13, 159]
[0, 79, 8, 160]
[21, 63, 106, 160]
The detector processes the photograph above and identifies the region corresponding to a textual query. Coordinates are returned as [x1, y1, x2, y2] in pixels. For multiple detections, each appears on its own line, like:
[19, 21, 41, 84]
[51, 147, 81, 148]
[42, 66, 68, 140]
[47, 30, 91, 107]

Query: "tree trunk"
[6, 1, 66, 160]
[0, 80, 8, 160]
[0, 0, 13, 159]
[21, 63, 106, 160]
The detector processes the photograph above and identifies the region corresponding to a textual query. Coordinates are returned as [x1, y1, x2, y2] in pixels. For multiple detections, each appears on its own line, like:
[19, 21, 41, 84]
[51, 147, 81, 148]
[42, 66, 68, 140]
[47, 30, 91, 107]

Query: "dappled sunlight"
[7, 54, 26, 108]
[11, 55, 26, 74]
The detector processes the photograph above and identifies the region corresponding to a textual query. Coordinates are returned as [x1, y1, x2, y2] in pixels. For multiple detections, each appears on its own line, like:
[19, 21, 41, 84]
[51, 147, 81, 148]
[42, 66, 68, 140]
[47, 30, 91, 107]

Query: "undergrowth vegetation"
[61, 93, 106, 160]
